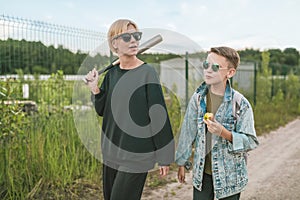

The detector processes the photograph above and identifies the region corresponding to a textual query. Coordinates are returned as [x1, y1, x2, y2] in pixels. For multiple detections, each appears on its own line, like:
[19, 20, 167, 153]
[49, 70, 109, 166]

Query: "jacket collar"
[196, 80, 233, 102]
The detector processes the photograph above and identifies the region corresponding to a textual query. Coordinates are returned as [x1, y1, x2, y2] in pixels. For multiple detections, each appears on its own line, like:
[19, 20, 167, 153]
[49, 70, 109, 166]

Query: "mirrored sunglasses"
[203, 61, 222, 72]
[113, 32, 142, 43]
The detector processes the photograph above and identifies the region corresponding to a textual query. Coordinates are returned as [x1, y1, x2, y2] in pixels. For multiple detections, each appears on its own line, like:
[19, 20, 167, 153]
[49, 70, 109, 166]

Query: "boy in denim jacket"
[175, 47, 259, 200]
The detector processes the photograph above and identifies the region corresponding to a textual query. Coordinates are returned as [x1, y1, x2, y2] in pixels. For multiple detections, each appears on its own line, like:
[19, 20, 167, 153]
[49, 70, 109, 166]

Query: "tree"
[283, 47, 299, 66]
[238, 48, 261, 62]
[257, 51, 271, 103]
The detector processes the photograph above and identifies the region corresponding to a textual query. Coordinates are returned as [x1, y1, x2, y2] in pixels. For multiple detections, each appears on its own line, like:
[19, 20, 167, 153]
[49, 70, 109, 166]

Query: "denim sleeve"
[175, 93, 198, 166]
[228, 98, 259, 153]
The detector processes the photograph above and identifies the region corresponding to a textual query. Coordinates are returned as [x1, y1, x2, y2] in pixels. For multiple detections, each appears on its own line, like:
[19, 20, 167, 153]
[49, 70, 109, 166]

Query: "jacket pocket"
[233, 153, 248, 185]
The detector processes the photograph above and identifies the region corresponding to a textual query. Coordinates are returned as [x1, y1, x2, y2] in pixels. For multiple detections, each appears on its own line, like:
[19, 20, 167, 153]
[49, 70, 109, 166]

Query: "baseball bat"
[84, 34, 163, 83]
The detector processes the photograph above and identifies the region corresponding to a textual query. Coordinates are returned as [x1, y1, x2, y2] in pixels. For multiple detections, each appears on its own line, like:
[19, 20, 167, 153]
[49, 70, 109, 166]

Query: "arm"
[175, 93, 198, 183]
[175, 93, 198, 167]
[142, 66, 175, 169]
[204, 98, 258, 152]
[147, 82, 175, 167]
[229, 99, 259, 153]
[87, 68, 108, 117]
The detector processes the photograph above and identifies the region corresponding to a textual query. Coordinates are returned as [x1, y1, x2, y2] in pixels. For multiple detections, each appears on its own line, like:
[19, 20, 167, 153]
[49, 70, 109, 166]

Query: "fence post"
[254, 61, 257, 106]
[185, 51, 189, 108]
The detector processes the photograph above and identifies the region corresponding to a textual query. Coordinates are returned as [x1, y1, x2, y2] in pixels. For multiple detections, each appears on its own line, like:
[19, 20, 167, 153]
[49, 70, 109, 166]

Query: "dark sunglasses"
[203, 61, 224, 72]
[113, 32, 142, 42]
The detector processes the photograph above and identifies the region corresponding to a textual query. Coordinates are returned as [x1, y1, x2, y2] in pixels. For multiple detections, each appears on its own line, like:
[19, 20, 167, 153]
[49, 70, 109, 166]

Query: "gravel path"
[142, 118, 300, 200]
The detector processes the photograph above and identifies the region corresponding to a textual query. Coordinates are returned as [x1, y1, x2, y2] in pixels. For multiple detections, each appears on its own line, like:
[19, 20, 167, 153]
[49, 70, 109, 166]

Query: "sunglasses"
[113, 32, 142, 43]
[203, 61, 226, 72]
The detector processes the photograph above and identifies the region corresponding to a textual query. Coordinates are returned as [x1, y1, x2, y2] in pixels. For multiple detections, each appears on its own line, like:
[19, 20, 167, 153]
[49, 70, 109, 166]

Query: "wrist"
[91, 87, 100, 94]
[219, 126, 223, 137]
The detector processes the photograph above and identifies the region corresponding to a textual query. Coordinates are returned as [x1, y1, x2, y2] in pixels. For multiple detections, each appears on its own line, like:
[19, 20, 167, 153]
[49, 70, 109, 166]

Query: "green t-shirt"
[204, 90, 224, 175]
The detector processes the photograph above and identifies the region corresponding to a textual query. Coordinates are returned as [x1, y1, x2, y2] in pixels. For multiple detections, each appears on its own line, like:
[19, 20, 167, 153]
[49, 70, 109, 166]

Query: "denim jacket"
[175, 81, 259, 199]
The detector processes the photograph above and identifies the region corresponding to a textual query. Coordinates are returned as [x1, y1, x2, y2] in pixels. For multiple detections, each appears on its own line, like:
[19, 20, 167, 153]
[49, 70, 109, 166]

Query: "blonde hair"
[107, 19, 139, 53]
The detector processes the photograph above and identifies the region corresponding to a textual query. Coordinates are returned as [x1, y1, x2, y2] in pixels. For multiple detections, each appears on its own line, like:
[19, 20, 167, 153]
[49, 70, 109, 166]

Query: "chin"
[129, 51, 138, 56]
[204, 79, 212, 85]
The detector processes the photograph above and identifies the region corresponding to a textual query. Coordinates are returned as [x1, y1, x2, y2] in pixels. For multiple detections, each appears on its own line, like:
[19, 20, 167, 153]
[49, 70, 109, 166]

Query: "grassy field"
[1, 70, 300, 199]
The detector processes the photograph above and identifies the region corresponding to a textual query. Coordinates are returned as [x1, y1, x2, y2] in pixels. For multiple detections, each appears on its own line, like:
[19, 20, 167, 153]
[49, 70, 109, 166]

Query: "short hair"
[209, 47, 240, 69]
[107, 19, 139, 53]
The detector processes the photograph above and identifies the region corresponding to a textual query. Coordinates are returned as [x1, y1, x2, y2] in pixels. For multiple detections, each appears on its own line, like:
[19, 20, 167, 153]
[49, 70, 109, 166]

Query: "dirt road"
[142, 118, 300, 200]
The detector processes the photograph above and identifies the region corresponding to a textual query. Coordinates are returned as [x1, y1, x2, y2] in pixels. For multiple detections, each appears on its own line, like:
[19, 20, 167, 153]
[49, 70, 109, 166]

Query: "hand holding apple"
[203, 113, 223, 136]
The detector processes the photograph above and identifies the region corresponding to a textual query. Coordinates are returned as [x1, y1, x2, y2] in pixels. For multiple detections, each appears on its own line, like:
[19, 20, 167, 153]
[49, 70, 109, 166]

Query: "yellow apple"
[204, 112, 214, 120]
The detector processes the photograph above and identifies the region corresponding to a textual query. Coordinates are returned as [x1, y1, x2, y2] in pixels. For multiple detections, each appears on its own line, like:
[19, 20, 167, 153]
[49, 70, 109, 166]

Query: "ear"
[227, 68, 236, 79]
[112, 40, 118, 49]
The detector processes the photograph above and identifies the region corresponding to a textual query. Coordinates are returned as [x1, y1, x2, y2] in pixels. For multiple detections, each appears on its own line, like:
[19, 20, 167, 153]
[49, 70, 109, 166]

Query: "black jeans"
[193, 173, 241, 200]
[102, 164, 148, 200]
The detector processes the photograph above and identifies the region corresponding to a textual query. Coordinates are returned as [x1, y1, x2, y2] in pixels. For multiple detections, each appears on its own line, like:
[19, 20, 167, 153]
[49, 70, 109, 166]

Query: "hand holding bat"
[85, 68, 100, 94]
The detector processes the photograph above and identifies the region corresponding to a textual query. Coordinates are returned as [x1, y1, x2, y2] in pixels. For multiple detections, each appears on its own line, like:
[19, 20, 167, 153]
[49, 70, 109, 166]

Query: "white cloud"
[1, 0, 300, 50]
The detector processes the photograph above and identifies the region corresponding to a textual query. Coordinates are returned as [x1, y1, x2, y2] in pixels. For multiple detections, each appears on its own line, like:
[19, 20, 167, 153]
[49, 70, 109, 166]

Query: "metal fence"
[0, 14, 106, 74]
[1, 14, 275, 109]
[0, 14, 105, 52]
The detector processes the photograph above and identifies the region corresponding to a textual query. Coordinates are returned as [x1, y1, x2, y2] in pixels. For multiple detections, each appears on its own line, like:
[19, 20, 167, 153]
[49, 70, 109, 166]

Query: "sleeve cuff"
[228, 131, 244, 153]
[175, 157, 187, 166]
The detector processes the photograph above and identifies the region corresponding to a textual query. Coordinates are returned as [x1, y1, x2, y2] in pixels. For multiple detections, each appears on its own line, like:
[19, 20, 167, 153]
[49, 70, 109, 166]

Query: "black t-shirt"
[93, 63, 174, 172]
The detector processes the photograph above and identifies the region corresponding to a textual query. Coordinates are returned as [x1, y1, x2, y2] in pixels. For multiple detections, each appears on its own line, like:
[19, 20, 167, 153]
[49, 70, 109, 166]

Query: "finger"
[204, 119, 212, 125]
[203, 119, 209, 124]
[85, 74, 92, 81]
[179, 175, 185, 183]
[94, 68, 98, 76]
[88, 70, 94, 77]
[207, 119, 213, 124]
[166, 167, 169, 175]
[181, 177, 185, 183]
[177, 168, 185, 183]
[159, 167, 162, 175]
[161, 168, 167, 177]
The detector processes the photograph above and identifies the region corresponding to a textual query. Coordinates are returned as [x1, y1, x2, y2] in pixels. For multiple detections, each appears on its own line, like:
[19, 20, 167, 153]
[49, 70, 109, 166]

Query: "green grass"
[254, 99, 300, 135]
[1, 72, 300, 199]
[0, 110, 102, 199]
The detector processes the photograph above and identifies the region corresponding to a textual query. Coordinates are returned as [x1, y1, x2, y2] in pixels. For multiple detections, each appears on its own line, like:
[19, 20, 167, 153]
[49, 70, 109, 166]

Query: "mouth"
[129, 45, 138, 49]
[205, 75, 213, 79]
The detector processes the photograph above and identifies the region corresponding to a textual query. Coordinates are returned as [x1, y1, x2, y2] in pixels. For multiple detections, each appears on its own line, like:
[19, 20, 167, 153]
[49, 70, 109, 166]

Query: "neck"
[119, 56, 143, 69]
[210, 81, 227, 96]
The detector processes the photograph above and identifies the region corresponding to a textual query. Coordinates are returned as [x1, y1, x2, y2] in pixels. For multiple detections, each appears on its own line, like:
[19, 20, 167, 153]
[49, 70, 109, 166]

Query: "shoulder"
[188, 91, 201, 108]
[139, 63, 157, 74]
[232, 89, 252, 108]
[136, 63, 160, 82]
[232, 89, 244, 102]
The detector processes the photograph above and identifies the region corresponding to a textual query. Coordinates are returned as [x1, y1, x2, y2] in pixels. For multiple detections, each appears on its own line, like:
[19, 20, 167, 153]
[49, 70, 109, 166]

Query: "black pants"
[193, 173, 241, 200]
[103, 164, 148, 200]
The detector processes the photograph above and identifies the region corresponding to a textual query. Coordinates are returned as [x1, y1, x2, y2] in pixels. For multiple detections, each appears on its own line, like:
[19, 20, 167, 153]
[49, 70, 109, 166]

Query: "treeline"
[0, 38, 299, 75]
[238, 48, 300, 75]
[0, 39, 88, 74]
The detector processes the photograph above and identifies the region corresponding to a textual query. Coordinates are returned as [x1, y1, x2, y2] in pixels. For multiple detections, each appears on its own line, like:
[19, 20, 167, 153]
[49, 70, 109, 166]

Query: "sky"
[1, 0, 300, 51]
